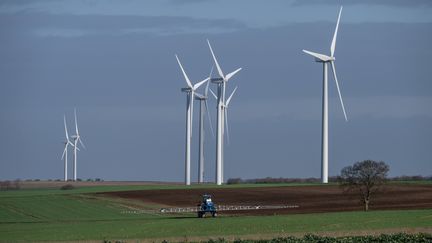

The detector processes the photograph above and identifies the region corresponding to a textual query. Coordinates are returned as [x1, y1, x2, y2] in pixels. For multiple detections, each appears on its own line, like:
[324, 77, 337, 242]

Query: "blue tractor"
[198, 194, 217, 218]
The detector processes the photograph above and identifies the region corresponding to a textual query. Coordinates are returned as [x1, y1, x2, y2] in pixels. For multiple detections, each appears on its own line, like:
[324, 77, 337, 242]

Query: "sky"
[0, 0, 431, 182]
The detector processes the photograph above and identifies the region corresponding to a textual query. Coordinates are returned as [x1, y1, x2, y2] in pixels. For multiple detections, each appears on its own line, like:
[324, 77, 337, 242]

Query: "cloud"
[291, 0, 432, 8]
[0, 13, 248, 37]
[166, 0, 215, 5]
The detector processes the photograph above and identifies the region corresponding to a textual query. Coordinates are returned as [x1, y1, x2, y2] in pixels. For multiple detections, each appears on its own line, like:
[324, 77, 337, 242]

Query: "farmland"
[0, 182, 431, 242]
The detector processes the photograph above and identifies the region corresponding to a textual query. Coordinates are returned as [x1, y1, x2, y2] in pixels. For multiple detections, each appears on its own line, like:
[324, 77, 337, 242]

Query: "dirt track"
[100, 184, 432, 215]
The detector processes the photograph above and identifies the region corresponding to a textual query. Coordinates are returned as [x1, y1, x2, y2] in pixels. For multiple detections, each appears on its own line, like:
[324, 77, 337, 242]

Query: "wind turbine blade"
[64, 115, 69, 139]
[79, 138, 86, 149]
[175, 55, 193, 88]
[74, 108, 78, 135]
[68, 141, 74, 147]
[207, 39, 224, 78]
[205, 66, 213, 97]
[303, 50, 332, 62]
[331, 6, 343, 57]
[204, 99, 215, 137]
[224, 109, 230, 145]
[225, 68, 242, 81]
[61, 145, 67, 160]
[193, 77, 209, 90]
[331, 62, 348, 121]
[226, 86, 238, 107]
[209, 88, 217, 100]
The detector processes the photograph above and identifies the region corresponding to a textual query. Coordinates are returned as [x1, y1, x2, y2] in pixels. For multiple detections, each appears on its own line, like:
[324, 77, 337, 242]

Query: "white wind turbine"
[303, 6, 348, 183]
[210, 86, 238, 181]
[176, 54, 209, 185]
[207, 39, 242, 185]
[71, 109, 85, 181]
[61, 115, 75, 181]
[194, 67, 215, 183]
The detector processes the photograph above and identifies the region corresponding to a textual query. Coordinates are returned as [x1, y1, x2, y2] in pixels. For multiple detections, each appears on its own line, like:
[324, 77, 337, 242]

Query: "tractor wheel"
[212, 212, 217, 217]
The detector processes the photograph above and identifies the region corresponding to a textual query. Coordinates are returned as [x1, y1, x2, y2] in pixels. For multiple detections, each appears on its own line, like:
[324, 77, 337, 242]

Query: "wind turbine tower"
[303, 6, 348, 183]
[194, 71, 214, 183]
[207, 40, 241, 185]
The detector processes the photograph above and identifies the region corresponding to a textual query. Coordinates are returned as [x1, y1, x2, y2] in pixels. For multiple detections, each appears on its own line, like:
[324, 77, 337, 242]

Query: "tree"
[339, 160, 390, 211]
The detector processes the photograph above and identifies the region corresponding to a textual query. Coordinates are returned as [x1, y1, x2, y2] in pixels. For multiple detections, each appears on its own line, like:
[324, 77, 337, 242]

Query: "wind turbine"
[207, 39, 242, 185]
[194, 67, 215, 183]
[303, 6, 348, 183]
[61, 115, 74, 181]
[175, 54, 209, 185]
[71, 108, 85, 181]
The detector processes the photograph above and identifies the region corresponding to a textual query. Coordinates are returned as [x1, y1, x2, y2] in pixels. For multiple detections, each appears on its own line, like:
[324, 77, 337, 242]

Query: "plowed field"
[99, 184, 432, 215]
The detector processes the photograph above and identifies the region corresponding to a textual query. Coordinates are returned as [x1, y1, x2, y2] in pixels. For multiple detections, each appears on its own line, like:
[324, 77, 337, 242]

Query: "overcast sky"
[1, 0, 431, 182]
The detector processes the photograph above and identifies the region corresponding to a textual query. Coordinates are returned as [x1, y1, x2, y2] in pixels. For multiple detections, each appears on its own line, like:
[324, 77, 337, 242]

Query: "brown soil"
[99, 184, 432, 215]
[12, 180, 181, 189]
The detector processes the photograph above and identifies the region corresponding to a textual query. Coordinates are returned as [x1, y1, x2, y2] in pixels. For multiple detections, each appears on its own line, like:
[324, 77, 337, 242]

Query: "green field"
[0, 183, 431, 242]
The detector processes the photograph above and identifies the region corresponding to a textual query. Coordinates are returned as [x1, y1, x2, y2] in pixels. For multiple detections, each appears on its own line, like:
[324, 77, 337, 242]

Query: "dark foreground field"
[100, 184, 432, 215]
[1, 182, 432, 241]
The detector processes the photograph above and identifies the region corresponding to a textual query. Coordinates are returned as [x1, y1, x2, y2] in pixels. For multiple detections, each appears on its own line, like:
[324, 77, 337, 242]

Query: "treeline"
[391, 175, 432, 181]
[227, 175, 432, 184]
[0, 178, 104, 182]
[0, 178, 105, 191]
[0, 179, 21, 190]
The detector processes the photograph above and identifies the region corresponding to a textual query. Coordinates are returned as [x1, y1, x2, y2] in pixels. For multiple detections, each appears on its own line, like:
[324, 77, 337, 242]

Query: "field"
[0, 181, 431, 242]
[100, 183, 432, 215]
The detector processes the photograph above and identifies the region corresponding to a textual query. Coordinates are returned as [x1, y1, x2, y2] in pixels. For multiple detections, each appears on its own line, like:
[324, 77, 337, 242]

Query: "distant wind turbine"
[303, 6, 348, 183]
[71, 108, 85, 181]
[61, 115, 75, 181]
[194, 67, 215, 183]
[176, 54, 209, 185]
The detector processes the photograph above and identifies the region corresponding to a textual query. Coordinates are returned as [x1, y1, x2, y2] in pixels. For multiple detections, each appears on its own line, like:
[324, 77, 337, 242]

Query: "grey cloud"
[291, 0, 432, 7]
[166, 0, 216, 5]
[0, 13, 248, 37]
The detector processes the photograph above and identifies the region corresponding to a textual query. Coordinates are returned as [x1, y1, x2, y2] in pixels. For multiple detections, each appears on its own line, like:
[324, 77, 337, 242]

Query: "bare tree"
[339, 160, 390, 211]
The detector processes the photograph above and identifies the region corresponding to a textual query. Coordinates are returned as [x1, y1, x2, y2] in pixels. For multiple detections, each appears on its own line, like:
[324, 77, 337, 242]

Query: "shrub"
[227, 178, 242, 184]
[60, 184, 75, 190]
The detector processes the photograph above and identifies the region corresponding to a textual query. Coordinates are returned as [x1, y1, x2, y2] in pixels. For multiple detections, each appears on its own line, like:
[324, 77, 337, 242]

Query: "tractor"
[197, 194, 217, 218]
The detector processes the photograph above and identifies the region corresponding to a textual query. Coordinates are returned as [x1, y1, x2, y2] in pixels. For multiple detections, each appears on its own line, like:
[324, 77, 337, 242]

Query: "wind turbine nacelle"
[70, 135, 78, 139]
[210, 77, 224, 84]
[315, 56, 335, 63]
[194, 96, 207, 101]
[181, 87, 192, 92]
